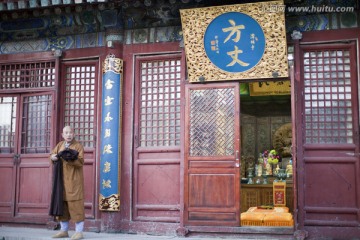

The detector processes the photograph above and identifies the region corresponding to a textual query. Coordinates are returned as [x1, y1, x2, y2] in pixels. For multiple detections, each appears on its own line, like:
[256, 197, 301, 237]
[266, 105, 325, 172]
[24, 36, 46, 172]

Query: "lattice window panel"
[64, 65, 96, 148]
[263, 190, 274, 206]
[21, 95, 52, 153]
[0, 61, 55, 90]
[303, 49, 353, 144]
[0, 97, 16, 153]
[139, 59, 181, 147]
[189, 88, 235, 156]
[245, 191, 260, 211]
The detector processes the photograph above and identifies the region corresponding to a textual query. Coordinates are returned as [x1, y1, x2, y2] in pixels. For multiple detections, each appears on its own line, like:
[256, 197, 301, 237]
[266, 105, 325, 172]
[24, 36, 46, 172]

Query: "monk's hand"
[51, 154, 58, 161]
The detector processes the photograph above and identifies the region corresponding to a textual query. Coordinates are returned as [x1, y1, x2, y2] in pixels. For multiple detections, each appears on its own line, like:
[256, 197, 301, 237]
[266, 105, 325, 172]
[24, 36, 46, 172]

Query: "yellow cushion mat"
[241, 207, 293, 227]
[247, 207, 289, 213]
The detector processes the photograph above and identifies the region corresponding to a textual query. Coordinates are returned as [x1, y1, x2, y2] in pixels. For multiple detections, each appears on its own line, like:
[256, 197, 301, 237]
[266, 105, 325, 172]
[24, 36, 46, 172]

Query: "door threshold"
[187, 225, 294, 235]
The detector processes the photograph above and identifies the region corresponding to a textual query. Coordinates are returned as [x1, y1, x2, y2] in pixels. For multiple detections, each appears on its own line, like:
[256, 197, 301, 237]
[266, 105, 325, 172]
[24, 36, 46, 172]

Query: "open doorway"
[239, 81, 294, 227]
[183, 79, 295, 230]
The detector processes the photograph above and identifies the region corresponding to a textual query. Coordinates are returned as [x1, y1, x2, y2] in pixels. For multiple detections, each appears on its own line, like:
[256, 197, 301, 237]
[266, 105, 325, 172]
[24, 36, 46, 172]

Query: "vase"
[274, 164, 280, 175]
[262, 168, 268, 184]
[247, 167, 254, 184]
[275, 169, 287, 182]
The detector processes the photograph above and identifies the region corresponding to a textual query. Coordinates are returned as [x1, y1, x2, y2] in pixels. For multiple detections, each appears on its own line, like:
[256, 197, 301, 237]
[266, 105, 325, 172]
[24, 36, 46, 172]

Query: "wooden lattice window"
[0, 97, 16, 153]
[189, 88, 235, 156]
[139, 59, 181, 147]
[303, 49, 353, 144]
[21, 94, 52, 153]
[63, 64, 97, 148]
[0, 61, 55, 90]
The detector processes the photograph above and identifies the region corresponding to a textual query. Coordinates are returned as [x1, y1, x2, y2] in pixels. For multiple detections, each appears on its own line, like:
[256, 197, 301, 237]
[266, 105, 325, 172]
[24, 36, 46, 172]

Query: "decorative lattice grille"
[21, 95, 52, 153]
[0, 61, 55, 90]
[139, 59, 181, 147]
[64, 64, 97, 148]
[189, 88, 235, 156]
[303, 49, 353, 144]
[0, 97, 16, 153]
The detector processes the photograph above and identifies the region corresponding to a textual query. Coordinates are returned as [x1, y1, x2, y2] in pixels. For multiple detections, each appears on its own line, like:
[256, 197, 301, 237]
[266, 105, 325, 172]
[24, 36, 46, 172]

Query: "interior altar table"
[241, 180, 293, 213]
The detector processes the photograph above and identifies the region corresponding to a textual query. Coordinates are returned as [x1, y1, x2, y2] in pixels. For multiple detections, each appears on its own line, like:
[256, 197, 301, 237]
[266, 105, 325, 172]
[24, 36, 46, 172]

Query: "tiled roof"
[0, 0, 110, 11]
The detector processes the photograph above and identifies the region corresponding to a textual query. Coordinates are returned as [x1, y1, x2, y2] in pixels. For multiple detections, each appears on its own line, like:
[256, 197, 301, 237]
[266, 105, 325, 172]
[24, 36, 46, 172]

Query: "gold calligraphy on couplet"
[102, 179, 112, 189]
[99, 55, 123, 211]
[105, 79, 114, 89]
[104, 112, 113, 122]
[104, 96, 114, 106]
[103, 144, 113, 154]
[103, 161, 111, 173]
[104, 129, 111, 138]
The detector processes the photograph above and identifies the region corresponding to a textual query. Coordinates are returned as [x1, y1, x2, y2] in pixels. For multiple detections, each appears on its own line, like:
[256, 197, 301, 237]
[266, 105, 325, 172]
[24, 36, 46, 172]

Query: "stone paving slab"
[0, 226, 265, 240]
[1, 226, 177, 240]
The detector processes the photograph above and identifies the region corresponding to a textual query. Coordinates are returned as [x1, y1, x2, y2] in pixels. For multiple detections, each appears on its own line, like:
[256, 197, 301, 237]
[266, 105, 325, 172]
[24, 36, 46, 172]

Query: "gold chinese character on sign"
[227, 46, 249, 67]
[223, 19, 245, 43]
[103, 144, 113, 154]
[105, 79, 115, 89]
[104, 112, 113, 122]
[102, 179, 111, 189]
[103, 161, 111, 173]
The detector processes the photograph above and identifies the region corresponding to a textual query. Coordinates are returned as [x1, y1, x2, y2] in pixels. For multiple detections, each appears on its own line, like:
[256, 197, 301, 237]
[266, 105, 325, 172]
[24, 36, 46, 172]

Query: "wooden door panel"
[189, 173, 236, 208]
[60, 61, 99, 220]
[16, 163, 50, 216]
[184, 83, 240, 226]
[0, 162, 15, 216]
[0, 95, 19, 220]
[133, 54, 183, 222]
[297, 42, 360, 228]
[305, 161, 357, 206]
[134, 149, 181, 221]
[187, 172, 238, 224]
[137, 158, 180, 205]
[0, 61, 57, 224]
[188, 212, 237, 223]
[83, 156, 95, 218]
[15, 93, 54, 219]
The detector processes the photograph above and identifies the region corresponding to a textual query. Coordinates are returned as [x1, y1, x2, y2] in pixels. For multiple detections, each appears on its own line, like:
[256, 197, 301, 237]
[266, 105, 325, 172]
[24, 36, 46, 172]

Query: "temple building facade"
[0, 0, 359, 239]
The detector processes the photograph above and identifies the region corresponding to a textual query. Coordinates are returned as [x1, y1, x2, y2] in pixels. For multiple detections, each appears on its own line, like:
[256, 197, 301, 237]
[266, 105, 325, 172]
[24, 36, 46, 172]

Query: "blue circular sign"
[204, 12, 265, 73]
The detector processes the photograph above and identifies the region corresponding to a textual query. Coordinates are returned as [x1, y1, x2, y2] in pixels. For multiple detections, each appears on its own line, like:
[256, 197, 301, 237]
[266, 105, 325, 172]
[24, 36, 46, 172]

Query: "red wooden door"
[184, 82, 240, 226]
[133, 54, 183, 222]
[60, 61, 99, 219]
[0, 93, 54, 223]
[0, 96, 19, 221]
[297, 42, 360, 236]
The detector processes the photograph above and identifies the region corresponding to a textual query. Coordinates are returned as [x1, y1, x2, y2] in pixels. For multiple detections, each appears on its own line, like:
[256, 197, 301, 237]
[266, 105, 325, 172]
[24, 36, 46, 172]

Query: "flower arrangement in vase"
[262, 149, 281, 176]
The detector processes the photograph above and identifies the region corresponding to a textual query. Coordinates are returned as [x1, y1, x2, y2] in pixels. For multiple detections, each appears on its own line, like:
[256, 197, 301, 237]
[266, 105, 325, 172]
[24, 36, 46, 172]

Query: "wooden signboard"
[180, 0, 288, 82]
[249, 80, 291, 96]
[273, 181, 286, 207]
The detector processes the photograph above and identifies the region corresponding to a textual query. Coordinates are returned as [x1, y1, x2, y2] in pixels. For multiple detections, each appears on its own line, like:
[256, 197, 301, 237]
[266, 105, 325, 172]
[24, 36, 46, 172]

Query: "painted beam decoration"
[99, 54, 123, 211]
[180, 0, 288, 82]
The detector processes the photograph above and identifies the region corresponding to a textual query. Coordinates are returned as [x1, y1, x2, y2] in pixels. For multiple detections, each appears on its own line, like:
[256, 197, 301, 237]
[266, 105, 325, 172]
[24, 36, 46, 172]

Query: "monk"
[50, 126, 85, 240]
